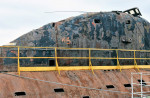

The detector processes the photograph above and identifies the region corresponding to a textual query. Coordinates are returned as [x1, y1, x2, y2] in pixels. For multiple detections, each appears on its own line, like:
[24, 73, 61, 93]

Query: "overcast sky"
[0, 0, 150, 46]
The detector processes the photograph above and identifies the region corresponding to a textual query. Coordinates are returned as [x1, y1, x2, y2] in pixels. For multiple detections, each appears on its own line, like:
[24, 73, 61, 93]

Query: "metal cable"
[1, 72, 130, 94]
[44, 11, 90, 13]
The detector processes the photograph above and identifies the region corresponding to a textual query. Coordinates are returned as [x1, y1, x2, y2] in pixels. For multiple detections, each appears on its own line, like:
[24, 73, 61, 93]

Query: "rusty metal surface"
[12, 11, 150, 50]
[0, 69, 150, 98]
[1, 8, 150, 98]
[2, 9, 149, 66]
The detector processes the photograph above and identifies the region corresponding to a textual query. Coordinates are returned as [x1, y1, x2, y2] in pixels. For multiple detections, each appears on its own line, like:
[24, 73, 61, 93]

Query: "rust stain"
[62, 37, 71, 45]
[10, 51, 16, 54]
[92, 22, 96, 27]
[0, 69, 149, 97]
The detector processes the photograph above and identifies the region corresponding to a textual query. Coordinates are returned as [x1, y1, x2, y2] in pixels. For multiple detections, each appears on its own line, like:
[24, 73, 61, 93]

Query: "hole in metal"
[54, 88, 64, 92]
[124, 84, 131, 87]
[94, 19, 101, 23]
[106, 85, 115, 89]
[52, 23, 55, 27]
[14, 92, 26, 96]
[83, 96, 90, 98]
[138, 79, 147, 86]
[49, 60, 55, 66]
[126, 20, 131, 24]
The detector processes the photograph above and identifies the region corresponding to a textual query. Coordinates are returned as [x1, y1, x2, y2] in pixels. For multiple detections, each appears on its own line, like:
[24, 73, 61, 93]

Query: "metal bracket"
[116, 50, 122, 72]
[18, 47, 20, 76]
[55, 48, 60, 74]
[89, 49, 94, 74]
[134, 51, 140, 71]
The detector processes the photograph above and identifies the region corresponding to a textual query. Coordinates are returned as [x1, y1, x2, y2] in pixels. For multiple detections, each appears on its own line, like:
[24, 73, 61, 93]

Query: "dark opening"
[124, 84, 131, 87]
[83, 96, 90, 98]
[54, 88, 64, 92]
[122, 38, 132, 43]
[112, 11, 122, 15]
[104, 70, 112, 72]
[14, 92, 26, 96]
[0, 71, 8, 73]
[126, 20, 131, 24]
[106, 85, 115, 89]
[94, 19, 101, 23]
[138, 80, 147, 86]
[52, 23, 55, 27]
[49, 60, 55, 66]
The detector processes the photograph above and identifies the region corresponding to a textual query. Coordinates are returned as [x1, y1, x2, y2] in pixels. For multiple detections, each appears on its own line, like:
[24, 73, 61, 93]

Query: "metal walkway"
[1, 46, 150, 75]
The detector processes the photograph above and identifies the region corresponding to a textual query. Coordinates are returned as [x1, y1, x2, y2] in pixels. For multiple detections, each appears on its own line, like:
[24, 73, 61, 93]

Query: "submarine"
[0, 7, 150, 98]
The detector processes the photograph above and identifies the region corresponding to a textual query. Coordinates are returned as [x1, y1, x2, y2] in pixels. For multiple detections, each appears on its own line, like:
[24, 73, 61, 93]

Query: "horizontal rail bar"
[2, 45, 150, 52]
[0, 57, 18, 59]
[1, 57, 150, 60]
[132, 83, 141, 86]
[140, 74, 150, 75]
[133, 93, 149, 96]
[19, 65, 150, 72]
[134, 91, 150, 94]
[143, 85, 150, 87]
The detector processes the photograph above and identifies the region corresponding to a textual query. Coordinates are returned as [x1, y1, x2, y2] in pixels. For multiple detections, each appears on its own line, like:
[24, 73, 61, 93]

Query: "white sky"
[0, 0, 150, 46]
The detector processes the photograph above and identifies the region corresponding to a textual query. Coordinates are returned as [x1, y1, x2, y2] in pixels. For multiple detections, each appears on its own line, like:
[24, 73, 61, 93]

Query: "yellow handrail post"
[18, 47, 20, 76]
[55, 48, 60, 74]
[134, 51, 139, 71]
[116, 50, 122, 72]
[89, 49, 94, 74]
[4, 46, 150, 72]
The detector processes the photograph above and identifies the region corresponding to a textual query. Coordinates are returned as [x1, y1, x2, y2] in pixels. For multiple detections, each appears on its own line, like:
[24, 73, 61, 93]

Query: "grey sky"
[0, 0, 150, 46]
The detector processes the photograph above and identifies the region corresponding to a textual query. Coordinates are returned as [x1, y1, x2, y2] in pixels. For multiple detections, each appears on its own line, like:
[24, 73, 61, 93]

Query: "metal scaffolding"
[131, 72, 150, 98]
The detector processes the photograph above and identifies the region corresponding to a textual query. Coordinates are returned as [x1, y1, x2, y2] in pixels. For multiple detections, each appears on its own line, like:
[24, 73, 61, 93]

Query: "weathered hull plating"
[1, 11, 150, 66]
[0, 69, 149, 98]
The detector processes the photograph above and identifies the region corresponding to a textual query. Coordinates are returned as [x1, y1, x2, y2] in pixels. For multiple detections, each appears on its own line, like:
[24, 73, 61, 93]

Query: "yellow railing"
[1, 46, 150, 75]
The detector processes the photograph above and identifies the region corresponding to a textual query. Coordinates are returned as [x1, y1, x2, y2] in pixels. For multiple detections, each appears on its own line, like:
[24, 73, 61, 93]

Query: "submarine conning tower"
[1, 7, 150, 68]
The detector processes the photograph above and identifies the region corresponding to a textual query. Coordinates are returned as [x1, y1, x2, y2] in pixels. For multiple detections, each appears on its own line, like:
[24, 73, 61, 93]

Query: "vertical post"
[131, 73, 134, 98]
[89, 49, 94, 74]
[134, 51, 139, 71]
[55, 48, 60, 74]
[18, 47, 20, 76]
[141, 73, 143, 98]
[116, 50, 121, 72]
[134, 51, 136, 69]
